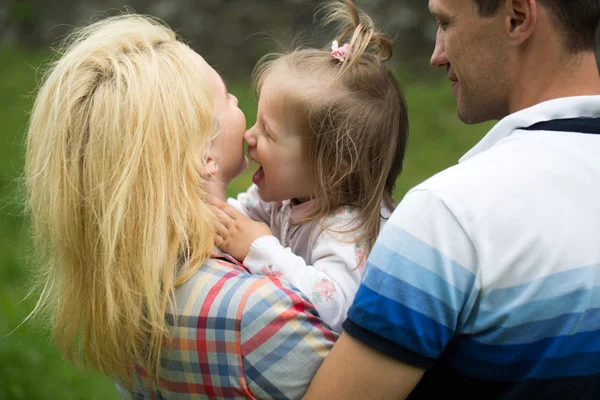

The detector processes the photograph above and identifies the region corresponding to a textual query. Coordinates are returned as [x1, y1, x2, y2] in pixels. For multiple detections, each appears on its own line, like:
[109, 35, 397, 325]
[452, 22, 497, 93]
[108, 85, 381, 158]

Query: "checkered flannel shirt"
[116, 253, 337, 399]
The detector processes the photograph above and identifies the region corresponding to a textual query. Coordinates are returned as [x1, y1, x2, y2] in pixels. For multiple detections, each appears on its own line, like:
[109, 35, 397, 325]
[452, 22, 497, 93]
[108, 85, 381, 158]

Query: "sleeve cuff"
[342, 318, 437, 370]
[244, 235, 282, 273]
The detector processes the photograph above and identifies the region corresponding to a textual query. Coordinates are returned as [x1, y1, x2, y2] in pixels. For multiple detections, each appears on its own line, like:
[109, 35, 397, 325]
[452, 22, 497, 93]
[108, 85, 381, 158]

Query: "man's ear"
[505, 0, 537, 44]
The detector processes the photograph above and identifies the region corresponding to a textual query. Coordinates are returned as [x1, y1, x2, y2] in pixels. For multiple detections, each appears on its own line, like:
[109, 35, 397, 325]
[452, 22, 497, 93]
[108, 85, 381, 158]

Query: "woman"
[25, 15, 336, 399]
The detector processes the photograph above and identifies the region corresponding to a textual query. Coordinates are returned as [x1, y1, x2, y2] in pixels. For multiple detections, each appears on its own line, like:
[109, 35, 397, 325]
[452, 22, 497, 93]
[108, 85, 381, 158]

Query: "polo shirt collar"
[459, 95, 600, 163]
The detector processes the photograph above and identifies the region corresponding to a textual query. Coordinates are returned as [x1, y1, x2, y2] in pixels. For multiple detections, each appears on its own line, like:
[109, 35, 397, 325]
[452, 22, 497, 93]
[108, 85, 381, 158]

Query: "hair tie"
[331, 40, 350, 62]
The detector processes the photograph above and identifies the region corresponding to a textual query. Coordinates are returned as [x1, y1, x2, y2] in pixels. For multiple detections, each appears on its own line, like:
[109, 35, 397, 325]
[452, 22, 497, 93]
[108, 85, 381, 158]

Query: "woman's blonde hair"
[25, 15, 217, 384]
[255, 0, 408, 251]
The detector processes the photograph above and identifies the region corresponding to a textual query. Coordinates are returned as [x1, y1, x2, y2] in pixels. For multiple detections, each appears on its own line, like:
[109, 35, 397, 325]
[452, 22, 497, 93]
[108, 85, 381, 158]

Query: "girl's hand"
[208, 195, 272, 261]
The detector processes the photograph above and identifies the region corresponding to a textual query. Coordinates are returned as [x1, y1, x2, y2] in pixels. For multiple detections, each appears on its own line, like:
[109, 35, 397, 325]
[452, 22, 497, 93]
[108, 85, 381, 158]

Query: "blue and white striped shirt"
[345, 96, 600, 399]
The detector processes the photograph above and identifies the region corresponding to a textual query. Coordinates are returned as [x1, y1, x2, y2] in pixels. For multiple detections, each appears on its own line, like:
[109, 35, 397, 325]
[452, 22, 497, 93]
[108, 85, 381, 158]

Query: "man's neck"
[508, 50, 600, 114]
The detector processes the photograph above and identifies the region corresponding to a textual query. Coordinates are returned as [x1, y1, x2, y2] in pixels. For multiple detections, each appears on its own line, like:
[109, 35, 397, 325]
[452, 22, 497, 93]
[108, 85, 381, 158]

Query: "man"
[305, 0, 600, 399]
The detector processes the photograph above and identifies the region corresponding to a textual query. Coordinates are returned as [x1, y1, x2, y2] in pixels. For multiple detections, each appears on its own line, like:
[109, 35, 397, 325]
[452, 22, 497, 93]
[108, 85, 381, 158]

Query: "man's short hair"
[474, 0, 600, 53]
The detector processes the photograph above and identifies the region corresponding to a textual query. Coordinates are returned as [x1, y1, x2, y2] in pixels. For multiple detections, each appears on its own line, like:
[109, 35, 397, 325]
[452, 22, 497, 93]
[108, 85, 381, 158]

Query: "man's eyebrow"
[429, 9, 442, 18]
[428, 4, 446, 18]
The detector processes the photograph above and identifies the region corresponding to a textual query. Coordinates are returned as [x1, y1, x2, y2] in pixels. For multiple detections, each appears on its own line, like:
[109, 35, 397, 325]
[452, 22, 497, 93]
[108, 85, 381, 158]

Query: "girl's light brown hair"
[25, 15, 217, 384]
[255, 0, 408, 251]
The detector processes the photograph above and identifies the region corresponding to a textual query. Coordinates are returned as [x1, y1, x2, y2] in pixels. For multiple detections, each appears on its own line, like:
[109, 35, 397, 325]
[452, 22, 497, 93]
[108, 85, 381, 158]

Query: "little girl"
[211, 0, 408, 332]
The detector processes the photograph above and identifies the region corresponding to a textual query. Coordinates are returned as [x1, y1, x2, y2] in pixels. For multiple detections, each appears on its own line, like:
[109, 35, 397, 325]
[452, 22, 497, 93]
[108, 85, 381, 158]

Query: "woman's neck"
[206, 178, 228, 202]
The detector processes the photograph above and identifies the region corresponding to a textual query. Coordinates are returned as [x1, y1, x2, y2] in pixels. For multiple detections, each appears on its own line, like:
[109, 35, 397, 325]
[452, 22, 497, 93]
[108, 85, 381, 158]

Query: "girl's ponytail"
[322, 0, 393, 69]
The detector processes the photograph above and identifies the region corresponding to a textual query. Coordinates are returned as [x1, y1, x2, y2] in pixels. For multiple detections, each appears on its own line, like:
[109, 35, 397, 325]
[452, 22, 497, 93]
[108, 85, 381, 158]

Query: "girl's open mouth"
[252, 165, 264, 184]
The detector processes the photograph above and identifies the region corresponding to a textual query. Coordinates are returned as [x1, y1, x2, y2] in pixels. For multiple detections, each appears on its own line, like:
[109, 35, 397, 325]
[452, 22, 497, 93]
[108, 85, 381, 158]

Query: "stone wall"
[1, 0, 598, 79]
[0, 0, 438, 78]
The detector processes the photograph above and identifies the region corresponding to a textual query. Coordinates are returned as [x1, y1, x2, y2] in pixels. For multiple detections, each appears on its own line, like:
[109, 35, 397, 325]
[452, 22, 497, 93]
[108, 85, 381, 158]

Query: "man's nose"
[430, 29, 448, 68]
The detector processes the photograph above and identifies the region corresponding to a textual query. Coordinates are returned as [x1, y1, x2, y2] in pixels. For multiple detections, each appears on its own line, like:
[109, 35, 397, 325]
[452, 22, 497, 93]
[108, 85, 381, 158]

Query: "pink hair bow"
[331, 40, 350, 62]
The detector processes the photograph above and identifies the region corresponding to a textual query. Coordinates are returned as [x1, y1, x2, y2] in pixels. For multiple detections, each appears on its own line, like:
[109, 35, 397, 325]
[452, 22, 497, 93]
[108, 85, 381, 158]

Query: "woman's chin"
[227, 156, 250, 183]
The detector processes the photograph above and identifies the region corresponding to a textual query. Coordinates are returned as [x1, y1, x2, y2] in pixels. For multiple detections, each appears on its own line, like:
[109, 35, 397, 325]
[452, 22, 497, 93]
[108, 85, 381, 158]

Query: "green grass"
[0, 48, 120, 400]
[0, 46, 494, 399]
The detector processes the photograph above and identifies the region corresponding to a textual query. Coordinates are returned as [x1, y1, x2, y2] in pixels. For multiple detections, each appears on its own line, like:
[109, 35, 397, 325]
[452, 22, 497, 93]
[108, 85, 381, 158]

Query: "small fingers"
[214, 233, 224, 248]
[214, 221, 228, 241]
[206, 194, 230, 213]
[211, 205, 234, 228]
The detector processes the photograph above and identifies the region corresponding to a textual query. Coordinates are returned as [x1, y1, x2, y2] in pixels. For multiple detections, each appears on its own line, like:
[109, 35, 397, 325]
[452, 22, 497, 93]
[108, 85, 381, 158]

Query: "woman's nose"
[244, 125, 257, 146]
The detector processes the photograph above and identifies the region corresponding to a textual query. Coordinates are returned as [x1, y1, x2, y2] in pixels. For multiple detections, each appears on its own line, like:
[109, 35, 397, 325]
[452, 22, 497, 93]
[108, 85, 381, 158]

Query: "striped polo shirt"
[344, 96, 600, 399]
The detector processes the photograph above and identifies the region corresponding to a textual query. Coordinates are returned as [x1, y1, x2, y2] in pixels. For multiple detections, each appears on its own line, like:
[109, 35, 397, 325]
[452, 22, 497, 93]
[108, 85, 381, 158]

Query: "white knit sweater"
[228, 184, 391, 332]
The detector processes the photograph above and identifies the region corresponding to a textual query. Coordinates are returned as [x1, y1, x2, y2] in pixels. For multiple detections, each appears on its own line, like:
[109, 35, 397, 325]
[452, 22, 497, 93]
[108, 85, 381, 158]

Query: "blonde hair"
[25, 15, 217, 384]
[255, 0, 408, 251]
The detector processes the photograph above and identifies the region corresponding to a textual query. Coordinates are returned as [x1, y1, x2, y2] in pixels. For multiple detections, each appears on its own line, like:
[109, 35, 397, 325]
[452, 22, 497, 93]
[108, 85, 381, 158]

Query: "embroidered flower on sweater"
[328, 205, 354, 219]
[312, 278, 335, 304]
[355, 242, 368, 273]
[260, 264, 284, 278]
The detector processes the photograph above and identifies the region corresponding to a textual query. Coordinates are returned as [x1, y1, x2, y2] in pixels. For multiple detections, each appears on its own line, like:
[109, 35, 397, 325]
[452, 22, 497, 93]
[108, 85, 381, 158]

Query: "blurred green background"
[0, 0, 491, 390]
[0, 42, 494, 399]
[4, 0, 600, 397]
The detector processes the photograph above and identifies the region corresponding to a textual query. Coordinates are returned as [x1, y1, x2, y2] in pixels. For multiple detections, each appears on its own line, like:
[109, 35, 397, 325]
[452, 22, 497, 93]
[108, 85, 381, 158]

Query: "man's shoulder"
[419, 95, 600, 198]
[412, 131, 546, 204]
[410, 155, 496, 200]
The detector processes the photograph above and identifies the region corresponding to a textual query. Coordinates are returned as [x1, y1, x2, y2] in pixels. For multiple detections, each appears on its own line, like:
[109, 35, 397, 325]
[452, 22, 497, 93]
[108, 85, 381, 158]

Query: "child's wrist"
[245, 235, 279, 267]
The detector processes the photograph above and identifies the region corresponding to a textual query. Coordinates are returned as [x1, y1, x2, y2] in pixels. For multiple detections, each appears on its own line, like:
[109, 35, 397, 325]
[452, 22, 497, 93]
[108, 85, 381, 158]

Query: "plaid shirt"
[116, 254, 337, 400]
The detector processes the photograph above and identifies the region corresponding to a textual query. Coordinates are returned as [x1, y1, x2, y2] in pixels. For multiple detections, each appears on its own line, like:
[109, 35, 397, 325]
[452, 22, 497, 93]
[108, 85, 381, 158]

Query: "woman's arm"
[239, 275, 338, 399]
[144, 258, 336, 400]
[242, 229, 362, 333]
